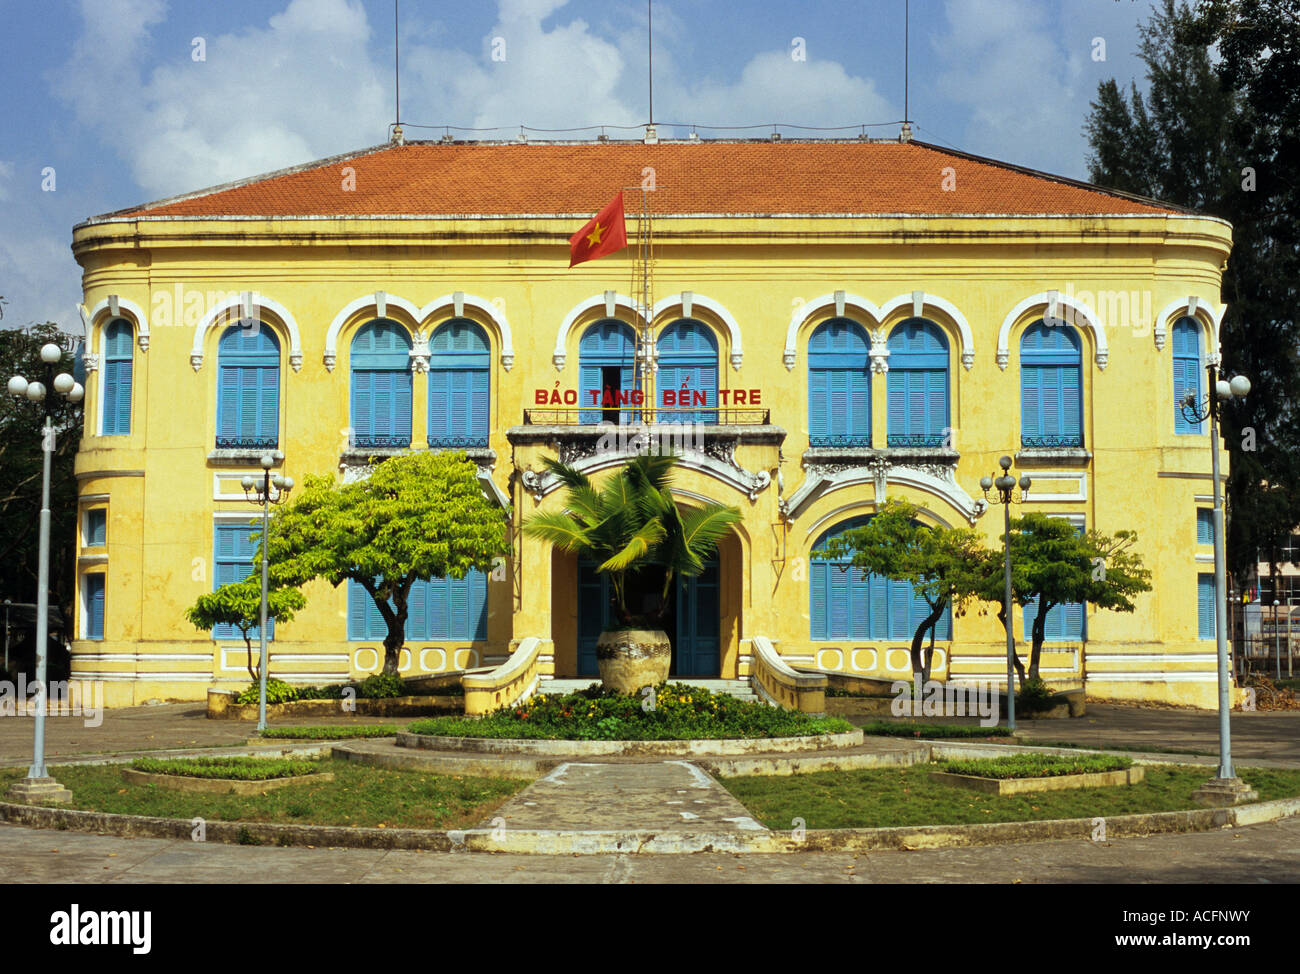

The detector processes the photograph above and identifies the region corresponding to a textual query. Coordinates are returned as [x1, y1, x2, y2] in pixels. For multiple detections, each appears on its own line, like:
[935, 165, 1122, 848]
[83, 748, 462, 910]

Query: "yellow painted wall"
[70, 207, 1234, 707]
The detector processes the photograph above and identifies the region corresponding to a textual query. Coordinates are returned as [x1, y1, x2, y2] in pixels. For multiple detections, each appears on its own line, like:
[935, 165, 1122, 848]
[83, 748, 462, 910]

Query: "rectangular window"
[1198, 573, 1216, 639]
[348, 574, 488, 641]
[86, 508, 107, 547]
[213, 519, 271, 641]
[85, 574, 105, 640]
[1196, 509, 1214, 545]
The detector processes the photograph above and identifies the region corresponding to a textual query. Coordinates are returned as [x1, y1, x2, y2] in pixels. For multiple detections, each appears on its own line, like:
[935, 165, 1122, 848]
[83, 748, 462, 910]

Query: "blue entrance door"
[675, 561, 720, 676]
[576, 559, 720, 677]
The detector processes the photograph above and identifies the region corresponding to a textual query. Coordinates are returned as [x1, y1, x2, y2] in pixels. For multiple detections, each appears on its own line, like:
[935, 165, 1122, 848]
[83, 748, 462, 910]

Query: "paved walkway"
[3, 815, 1297, 883]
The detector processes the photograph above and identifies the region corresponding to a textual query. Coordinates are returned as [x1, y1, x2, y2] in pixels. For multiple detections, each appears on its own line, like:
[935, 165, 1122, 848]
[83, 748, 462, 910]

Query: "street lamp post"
[1180, 364, 1257, 804]
[241, 455, 292, 732]
[6, 342, 83, 804]
[1274, 600, 1282, 682]
[980, 456, 1031, 730]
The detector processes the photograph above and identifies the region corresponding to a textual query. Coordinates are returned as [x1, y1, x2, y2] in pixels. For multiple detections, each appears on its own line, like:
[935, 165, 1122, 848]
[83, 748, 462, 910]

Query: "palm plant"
[524, 453, 741, 627]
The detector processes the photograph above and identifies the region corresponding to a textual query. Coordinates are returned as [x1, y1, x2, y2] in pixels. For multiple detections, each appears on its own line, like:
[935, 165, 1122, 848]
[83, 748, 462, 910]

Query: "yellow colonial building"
[69, 135, 1234, 709]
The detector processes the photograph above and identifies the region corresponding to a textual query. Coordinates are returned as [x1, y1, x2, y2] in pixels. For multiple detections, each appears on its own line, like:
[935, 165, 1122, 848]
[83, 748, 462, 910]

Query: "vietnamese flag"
[569, 192, 628, 267]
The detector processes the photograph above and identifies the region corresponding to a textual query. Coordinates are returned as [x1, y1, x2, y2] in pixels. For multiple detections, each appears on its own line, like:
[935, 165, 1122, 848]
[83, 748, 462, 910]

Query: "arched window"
[350, 320, 412, 448]
[1020, 321, 1082, 448]
[578, 318, 639, 424]
[807, 318, 871, 447]
[887, 318, 949, 447]
[101, 319, 133, 436]
[1172, 316, 1205, 434]
[809, 517, 951, 640]
[428, 318, 490, 447]
[216, 322, 280, 449]
[657, 319, 718, 425]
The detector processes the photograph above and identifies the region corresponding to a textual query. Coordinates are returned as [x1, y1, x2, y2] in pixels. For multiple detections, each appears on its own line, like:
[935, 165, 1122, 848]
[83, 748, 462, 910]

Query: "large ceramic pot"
[595, 629, 671, 694]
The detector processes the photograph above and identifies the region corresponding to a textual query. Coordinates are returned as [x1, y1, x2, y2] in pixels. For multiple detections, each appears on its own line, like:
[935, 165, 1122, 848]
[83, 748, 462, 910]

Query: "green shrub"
[936, 753, 1132, 779]
[234, 678, 298, 705]
[1015, 677, 1056, 713]
[860, 721, 1012, 739]
[293, 684, 345, 700]
[408, 682, 854, 741]
[354, 673, 406, 699]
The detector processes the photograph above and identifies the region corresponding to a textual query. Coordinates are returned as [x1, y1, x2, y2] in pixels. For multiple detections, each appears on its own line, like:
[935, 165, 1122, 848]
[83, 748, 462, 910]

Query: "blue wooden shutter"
[1198, 574, 1216, 639]
[808, 318, 870, 445]
[1173, 317, 1204, 434]
[87, 509, 107, 546]
[86, 575, 105, 639]
[657, 319, 718, 424]
[102, 319, 133, 436]
[1197, 509, 1214, 545]
[1021, 322, 1082, 447]
[216, 324, 279, 448]
[428, 319, 490, 446]
[577, 319, 638, 424]
[810, 561, 828, 639]
[213, 520, 271, 640]
[351, 321, 412, 447]
[887, 320, 949, 445]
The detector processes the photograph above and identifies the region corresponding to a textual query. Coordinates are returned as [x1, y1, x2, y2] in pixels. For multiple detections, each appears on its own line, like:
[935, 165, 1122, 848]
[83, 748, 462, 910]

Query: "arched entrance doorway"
[576, 558, 720, 677]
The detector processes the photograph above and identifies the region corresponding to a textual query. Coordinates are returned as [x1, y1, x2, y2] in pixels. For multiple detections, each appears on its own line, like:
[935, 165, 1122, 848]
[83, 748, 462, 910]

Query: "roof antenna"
[392, 0, 404, 144]
[900, 0, 913, 143]
[644, 0, 657, 143]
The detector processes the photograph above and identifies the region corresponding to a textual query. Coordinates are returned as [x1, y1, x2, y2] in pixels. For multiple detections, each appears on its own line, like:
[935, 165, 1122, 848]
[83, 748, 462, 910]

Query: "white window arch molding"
[191, 293, 303, 372]
[1154, 296, 1224, 364]
[997, 290, 1108, 370]
[324, 291, 514, 373]
[783, 291, 973, 374]
[552, 292, 647, 371]
[82, 296, 151, 366]
[652, 292, 744, 371]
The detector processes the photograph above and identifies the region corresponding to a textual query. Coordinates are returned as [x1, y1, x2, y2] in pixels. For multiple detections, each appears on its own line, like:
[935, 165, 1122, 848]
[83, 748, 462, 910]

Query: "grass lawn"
[1018, 739, 1217, 757]
[256, 725, 403, 740]
[718, 764, 1300, 830]
[0, 760, 527, 831]
[859, 720, 1013, 740]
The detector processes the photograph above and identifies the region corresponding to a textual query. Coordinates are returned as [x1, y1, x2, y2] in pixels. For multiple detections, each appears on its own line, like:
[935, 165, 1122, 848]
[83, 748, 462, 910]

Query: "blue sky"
[0, 0, 1166, 334]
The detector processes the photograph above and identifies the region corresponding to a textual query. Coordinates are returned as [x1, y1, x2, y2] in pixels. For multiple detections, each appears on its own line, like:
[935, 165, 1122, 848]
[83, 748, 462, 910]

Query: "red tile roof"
[102, 140, 1184, 219]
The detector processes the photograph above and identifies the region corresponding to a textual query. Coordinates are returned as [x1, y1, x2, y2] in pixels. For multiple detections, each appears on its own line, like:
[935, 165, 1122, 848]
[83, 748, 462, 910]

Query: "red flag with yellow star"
[569, 192, 628, 267]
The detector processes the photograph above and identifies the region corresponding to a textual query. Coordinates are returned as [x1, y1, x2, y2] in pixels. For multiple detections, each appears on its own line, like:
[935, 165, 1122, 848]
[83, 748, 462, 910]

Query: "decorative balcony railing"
[215, 435, 279, 450]
[1021, 434, 1085, 449]
[886, 432, 950, 448]
[427, 434, 491, 448]
[351, 433, 411, 449]
[809, 433, 873, 448]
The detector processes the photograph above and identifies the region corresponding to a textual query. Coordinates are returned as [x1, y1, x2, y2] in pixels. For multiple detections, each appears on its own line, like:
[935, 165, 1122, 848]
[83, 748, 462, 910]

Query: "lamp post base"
[1191, 777, 1259, 807]
[7, 776, 72, 804]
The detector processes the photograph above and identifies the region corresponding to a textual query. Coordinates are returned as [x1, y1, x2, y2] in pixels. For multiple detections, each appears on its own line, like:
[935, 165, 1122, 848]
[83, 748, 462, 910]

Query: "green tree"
[184, 578, 306, 679]
[815, 499, 990, 681]
[0, 322, 82, 673]
[523, 453, 741, 627]
[976, 514, 1153, 683]
[1085, 0, 1300, 580]
[265, 450, 510, 674]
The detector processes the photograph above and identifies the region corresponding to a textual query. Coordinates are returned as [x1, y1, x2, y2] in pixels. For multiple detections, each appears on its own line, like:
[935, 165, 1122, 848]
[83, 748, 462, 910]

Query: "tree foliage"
[1085, 0, 1300, 579]
[0, 322, 81, 675]
[184, 578, 306, 679]
[523, 453, 741, 627]
[973, 514, 1153, 683]
[265, 451, 510, 674]
[816, 499, 990, 681]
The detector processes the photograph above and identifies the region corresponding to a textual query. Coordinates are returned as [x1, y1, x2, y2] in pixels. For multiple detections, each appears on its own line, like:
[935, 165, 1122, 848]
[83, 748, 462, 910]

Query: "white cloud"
[930, 0, 1086, 176]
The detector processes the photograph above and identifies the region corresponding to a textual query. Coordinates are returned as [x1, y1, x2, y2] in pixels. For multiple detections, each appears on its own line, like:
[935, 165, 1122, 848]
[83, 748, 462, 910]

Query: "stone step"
[539, 677, 759, 701]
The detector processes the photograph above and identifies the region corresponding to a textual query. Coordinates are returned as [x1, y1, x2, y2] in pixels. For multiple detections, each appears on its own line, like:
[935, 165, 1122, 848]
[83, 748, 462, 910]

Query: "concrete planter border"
[207, 689, 460, 720]
[121, 768, 335, 794]
[1, 794, 1296, 855]
[395, 727, 864, 757]
[931, 766, 1144, 795]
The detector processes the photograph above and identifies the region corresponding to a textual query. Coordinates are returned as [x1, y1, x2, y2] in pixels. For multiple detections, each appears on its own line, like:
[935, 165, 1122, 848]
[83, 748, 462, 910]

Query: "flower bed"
[408, 682, 853, 741]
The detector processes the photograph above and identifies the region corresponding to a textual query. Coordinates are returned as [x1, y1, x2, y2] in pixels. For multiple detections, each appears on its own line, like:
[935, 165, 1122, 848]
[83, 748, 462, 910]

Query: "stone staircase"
[539, 676, 760, 703]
